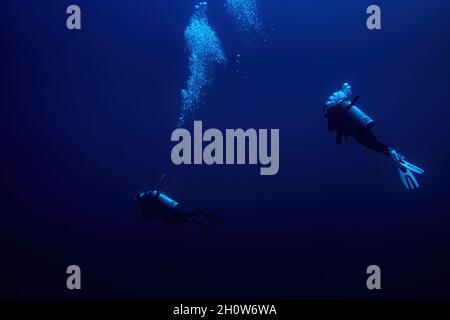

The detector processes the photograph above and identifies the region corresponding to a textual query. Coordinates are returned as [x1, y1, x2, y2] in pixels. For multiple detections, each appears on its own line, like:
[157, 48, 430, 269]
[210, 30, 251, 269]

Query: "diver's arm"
[327, 115, 335, 132]
[336, 131, 343, 144]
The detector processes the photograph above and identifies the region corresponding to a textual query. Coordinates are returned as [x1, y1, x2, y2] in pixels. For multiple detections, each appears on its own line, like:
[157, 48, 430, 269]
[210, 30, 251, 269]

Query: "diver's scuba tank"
[150, 190, 179, 209]
[347, 105, 375, 129]
[326, 83, 375, 129]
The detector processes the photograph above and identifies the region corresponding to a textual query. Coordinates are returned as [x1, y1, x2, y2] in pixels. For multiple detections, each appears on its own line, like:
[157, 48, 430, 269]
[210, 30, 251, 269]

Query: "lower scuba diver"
[324, 83, 425, 190]
[135, 189, 221, 226]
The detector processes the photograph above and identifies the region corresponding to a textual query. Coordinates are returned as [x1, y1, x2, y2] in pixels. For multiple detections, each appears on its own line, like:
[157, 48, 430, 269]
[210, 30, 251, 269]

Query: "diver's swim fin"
[398, 165, 420, 190]
[390, 149, 425, 190]
[401, 162, 425, 175]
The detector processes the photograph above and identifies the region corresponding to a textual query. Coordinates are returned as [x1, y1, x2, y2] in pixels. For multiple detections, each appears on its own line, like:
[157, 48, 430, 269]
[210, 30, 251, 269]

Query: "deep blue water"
[2, 0, 450, 299]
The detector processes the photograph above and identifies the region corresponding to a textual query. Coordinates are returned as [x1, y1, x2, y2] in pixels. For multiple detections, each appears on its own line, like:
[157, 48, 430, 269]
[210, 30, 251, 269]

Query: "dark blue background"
[2, 0, 450, 299]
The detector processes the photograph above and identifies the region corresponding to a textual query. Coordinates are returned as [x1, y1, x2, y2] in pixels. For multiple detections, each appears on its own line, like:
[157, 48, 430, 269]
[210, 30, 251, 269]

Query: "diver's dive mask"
[324, 83, 352, 111]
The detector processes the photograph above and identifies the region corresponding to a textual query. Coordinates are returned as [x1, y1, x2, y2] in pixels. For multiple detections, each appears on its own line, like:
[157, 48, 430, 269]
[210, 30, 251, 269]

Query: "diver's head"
[134, 191, 146, 205]
[341, 83, 351, 95]
[325, 82, 353, 109]
[134, 190, 159, 205]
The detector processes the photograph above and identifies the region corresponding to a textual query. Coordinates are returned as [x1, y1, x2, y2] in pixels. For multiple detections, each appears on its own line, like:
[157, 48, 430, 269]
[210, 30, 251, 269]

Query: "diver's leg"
[189, 209, 222, 223]
[187, 210, 206, 219]
[159, 212, 191, 226]
[189, 217, 213, 228]
[353, 129, 391, 156]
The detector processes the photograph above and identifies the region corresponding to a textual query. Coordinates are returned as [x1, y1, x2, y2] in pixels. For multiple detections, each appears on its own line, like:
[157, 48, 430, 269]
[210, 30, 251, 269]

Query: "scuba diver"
[324, 83, 425, 190]
[134, 189, 220, 227]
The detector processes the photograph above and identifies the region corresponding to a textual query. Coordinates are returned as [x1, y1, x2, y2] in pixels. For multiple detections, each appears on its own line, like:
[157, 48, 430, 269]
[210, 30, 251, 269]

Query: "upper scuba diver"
[324, 83, 425, 190]
[134, 189, 221, 227]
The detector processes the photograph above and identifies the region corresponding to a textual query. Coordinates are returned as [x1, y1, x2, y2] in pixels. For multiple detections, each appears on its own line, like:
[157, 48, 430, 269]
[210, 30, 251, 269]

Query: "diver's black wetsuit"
[324, 83, 425, 190]
[325, 100, 391, 156]
[136, 191, 217, 227]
